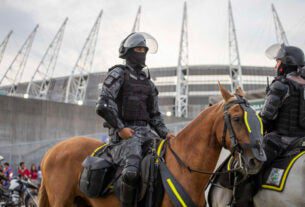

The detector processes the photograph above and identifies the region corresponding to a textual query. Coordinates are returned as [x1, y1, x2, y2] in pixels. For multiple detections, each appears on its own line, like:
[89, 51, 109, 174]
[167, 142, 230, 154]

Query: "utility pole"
[0, 31, 13, 66]
[65, 10, 102, 105]
[0, 25, 39, 96]
[175, 1, 189, 118]
[25, 18, 68, 99]
[132, 6, 141, 32]
[271, 3, 289, 45]
[228, 0, 243, 92]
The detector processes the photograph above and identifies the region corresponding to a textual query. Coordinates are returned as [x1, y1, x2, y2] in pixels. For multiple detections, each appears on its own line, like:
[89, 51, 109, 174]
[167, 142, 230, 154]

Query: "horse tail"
[38, 180, 50, 207]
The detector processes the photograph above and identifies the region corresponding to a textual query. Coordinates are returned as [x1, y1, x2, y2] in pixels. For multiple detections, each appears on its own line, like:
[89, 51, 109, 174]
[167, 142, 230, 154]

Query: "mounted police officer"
[232, 44, 305, 207]
[96, 32, 175, 207]
[261, 43, 305, 165]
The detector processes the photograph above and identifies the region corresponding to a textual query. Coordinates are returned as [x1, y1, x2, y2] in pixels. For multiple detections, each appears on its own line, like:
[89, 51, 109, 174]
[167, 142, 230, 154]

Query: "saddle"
[79, 139, 165, 207]
[80, 139, 199, 207]
[207, 137, 305, 202]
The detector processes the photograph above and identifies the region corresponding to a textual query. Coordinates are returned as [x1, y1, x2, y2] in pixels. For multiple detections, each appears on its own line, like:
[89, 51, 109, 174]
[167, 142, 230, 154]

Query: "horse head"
[214, 83, 266, 175]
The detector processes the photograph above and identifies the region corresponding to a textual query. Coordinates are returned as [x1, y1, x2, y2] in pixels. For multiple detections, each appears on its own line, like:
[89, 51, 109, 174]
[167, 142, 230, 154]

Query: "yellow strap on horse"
[244, 111, 252, 133]
[256, 112, 264, 135]
[166, 178, 187, 207]
[262, 150, 305, 191]
[227, 156, 235, 171]
[91, 143, 108, 156]
[156, 139, 166, 163]
[159, 160, 197, 207]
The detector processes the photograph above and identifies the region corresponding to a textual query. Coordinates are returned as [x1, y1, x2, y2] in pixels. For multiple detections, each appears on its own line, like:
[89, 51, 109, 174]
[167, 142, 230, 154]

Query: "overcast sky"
[0, 0, 305, 82]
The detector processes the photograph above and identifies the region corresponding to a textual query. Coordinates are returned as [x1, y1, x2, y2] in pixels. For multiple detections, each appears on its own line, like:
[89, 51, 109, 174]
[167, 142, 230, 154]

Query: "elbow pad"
[260, 95, 281, 120]
[96, 97, 118, 129]
[260, 81, 288, 120]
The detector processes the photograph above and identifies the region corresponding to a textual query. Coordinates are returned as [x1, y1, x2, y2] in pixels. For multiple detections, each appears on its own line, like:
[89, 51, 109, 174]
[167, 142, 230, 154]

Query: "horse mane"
[175, 100, 224, 140]
[174, 93, 240, 144]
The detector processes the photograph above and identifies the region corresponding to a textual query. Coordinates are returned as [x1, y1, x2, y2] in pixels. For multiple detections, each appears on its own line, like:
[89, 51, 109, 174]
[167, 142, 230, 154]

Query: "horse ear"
[234, 86, 245, 97]
[218, 81, 233, 102]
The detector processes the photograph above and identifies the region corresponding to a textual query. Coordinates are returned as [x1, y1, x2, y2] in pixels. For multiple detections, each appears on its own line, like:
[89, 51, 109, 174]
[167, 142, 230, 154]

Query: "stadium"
[7, 64, 274, 118]
[0, 0, 291, 165]
[0, 1, 303, 205]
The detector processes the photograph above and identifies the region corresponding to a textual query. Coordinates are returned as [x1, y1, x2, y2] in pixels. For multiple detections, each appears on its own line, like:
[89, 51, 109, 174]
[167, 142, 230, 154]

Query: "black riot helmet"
[119, 32, 158, 59]
[265, 43, 305, 67]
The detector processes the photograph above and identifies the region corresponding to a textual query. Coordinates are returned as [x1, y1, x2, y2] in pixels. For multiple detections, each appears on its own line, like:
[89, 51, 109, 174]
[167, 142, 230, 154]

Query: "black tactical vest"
[117, 66, 152, 122]
[275, 77, 305, 136]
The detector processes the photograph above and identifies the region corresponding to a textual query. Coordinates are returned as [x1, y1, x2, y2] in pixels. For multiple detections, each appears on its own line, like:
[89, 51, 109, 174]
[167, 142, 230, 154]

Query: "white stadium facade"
[6, 64, 275, 119]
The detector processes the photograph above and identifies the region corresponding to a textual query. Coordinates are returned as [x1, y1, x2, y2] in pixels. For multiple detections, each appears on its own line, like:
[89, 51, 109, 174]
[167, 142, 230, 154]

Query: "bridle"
[220, 95, 261, 172]
[222, 96, 263, 154]
[221, 96, 249, 153]
[163, 95, 253, 176]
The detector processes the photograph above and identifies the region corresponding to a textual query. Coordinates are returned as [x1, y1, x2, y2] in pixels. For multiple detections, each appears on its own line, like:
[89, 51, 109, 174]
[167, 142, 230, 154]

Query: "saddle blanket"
[261, 150, 305, 192]
[211, 150, 305, 193]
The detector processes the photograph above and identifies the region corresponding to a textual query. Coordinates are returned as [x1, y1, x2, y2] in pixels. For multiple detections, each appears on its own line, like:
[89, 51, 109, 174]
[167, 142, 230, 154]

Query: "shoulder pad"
[103, 66, 125, 87]
[270, 80, 289, 95]
[273, 75, 287, 83]
[148, 80, 158, 95]
[107, 67, 125, 78]
[107, 64, 126, 72]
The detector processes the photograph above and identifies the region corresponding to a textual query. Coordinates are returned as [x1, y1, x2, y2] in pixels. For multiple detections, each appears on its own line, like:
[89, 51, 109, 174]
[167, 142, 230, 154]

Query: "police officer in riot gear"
[261, 43, 305, 164]
[96, 32, 175, 207]
[232, 44, 305, 207]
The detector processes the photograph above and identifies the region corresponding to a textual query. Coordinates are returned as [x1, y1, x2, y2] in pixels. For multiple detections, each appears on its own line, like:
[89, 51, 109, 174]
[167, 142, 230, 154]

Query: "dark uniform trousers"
[109, 125, 159, 206]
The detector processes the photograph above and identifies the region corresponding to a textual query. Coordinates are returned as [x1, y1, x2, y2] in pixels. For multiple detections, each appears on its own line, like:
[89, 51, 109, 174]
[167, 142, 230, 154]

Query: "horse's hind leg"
[45, 175, 76, 207]
[47, 192, 75, 207]
[39, 180, 50, 207]
[42, 155, 78, 206]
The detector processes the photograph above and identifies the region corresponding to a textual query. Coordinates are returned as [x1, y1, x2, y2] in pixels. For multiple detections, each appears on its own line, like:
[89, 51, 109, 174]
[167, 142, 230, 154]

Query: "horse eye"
[232, 117, 241, 122]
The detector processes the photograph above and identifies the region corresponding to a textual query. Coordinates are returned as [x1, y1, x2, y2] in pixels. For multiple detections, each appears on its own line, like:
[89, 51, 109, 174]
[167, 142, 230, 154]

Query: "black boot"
[120, 166, 140, 207]
[120, 182, 138, 207]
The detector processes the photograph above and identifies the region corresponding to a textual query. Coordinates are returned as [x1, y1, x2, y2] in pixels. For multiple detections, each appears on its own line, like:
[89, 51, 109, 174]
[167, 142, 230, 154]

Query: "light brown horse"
[39, 85, 264, 207]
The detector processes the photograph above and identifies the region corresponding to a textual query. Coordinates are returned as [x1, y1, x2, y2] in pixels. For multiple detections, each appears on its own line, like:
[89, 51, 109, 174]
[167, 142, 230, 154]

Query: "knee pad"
[122, 166, 140, 185]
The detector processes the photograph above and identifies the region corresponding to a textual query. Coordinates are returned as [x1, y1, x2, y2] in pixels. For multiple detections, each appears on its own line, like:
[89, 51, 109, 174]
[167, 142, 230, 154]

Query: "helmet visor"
[123, 32, 158, 54]
[265, 43, 286, 60]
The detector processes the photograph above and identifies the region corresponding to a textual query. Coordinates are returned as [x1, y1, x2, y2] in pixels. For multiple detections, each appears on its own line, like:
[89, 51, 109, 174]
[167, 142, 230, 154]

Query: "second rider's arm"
[260, 79, 289, 130]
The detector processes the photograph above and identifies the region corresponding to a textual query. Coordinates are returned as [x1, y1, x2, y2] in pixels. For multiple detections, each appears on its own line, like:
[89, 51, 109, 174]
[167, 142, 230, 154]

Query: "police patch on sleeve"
[110, 70, 121, 79]
[104, 70, 121, 87]
[104, 76, 114, 86]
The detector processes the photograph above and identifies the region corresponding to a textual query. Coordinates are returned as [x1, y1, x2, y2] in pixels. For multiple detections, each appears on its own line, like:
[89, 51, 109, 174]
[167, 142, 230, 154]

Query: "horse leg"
[38, 180, 50, 207]
[39, 175, 72, 207]
[43, 178, 75, 206]
[40, 138, 121, 207]
[40, 144, 80, 206]
[44, 165, 77, 207]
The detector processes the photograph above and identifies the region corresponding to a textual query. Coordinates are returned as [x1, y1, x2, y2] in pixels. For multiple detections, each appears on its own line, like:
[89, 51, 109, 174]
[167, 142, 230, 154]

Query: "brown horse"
[39, 84, 264, 207]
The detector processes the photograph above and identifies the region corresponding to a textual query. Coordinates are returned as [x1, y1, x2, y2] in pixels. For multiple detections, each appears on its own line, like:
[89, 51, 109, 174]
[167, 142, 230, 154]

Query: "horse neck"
[165, 103, 223, 205]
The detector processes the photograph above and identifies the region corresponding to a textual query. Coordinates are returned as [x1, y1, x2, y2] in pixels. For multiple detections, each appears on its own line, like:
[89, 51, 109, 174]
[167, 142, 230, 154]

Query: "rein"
[165, 139, 241, 175]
